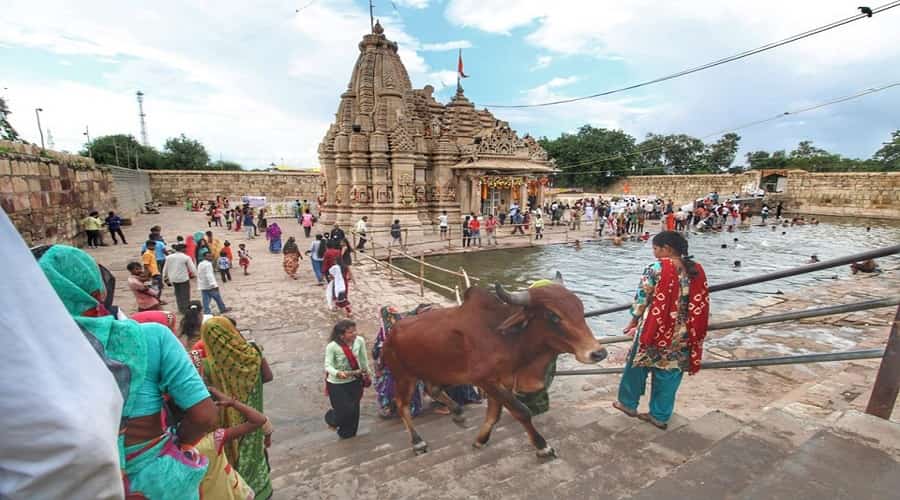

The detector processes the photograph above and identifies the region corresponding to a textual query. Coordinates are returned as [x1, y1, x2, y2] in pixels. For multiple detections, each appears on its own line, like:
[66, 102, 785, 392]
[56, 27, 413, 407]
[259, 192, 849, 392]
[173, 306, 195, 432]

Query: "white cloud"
[1, 0, 456, 168]
[421, 40, 473, 51]
[447, 0, 900, 158]
[530, 55, 552, 71]
[393, 0, 431, 8]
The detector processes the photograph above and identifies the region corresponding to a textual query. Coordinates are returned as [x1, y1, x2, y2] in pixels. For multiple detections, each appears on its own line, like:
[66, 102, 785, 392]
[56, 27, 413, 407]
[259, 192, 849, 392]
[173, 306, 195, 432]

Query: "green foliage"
[162, 133, 210, 169]
[538, 125, 636, 187]
[209, 159, 243, 171]
[0, 97, 21, 142]
[873, 130, 900, 169]
[81, 134, 163, 169]
[701, 133, 741, 172]
[80, 132, 241, 170]
[635, 133, 707, 174]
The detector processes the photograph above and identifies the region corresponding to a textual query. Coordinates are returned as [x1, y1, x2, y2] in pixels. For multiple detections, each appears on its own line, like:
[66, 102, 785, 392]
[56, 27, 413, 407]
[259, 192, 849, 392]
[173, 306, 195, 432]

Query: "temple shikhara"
[318, 22, 554, 229]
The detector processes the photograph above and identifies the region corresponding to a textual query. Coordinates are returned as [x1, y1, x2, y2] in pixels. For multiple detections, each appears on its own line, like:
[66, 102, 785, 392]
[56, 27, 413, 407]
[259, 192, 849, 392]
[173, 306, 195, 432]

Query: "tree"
[790, 140, 829, 159]
[701, 133, 741, 172]
[80, 134, 163, 169]
[636, 133, 705, 174]
[873, 130, 900, 169]
[209, 159, 243, 171]
[162, 134, 210, 169]
[539, 125, 637, 187]
[0, 97, 21, 142]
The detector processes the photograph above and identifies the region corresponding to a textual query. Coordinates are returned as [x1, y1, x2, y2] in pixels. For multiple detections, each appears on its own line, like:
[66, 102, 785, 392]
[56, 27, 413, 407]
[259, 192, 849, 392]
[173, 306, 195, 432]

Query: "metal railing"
[554, 243, 900, 420]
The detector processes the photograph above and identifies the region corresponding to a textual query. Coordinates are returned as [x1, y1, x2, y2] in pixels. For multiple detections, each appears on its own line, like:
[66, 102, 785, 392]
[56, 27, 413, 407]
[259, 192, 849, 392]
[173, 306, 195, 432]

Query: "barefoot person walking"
[613, 231, 710, 429]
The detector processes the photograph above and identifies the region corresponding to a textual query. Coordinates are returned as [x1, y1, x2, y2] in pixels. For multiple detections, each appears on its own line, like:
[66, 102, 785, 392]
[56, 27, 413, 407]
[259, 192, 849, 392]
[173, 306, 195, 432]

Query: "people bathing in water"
[850, 259, 879, 274]
[808, 255, 820, 264]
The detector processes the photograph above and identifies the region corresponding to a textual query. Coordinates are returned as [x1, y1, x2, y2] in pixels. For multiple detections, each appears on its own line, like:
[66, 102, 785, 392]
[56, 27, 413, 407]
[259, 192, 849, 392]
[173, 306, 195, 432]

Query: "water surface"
[395, 217, 900, 335]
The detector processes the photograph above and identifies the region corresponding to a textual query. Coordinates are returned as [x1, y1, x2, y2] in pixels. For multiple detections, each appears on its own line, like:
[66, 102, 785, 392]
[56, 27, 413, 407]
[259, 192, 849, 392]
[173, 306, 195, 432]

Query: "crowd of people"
[9, 184, 890, 499]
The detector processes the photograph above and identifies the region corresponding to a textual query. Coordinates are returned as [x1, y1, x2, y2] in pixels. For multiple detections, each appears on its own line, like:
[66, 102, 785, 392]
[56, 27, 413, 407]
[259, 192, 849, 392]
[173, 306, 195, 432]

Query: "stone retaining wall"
[0, 140, 116, 246]
[599, 170, 900, 219]
[601, 172, 761, 204]
[148, 170, 320, 205]
[778, 171, 900, 219]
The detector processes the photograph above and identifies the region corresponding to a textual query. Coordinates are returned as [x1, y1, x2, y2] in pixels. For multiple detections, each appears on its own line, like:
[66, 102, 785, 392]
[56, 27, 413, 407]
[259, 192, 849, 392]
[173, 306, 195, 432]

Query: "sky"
[2, 0, 899, 170]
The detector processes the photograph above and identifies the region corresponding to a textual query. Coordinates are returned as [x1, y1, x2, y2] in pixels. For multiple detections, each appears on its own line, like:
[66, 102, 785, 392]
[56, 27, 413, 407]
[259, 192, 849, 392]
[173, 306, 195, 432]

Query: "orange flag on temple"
[458, 49, 469, 79]
[623, 182, 630, 194]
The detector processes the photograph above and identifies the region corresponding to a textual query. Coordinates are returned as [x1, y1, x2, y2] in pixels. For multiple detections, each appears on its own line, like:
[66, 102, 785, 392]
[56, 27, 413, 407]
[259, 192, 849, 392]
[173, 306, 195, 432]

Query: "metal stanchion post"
[866, 304, 900, 420]
[419, 253, 425, 297]
[387, 247, 393, 280]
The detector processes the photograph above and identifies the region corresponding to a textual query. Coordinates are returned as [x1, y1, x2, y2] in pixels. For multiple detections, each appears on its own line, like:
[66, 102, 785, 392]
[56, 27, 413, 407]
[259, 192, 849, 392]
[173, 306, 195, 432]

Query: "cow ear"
[497, 308, 529, 335]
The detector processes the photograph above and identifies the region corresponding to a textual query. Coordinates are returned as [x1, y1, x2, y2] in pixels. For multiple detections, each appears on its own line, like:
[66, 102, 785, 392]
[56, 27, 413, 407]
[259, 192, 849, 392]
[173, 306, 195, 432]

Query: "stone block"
[0, 177, 12, 194]
[0, 196, 14, 214]
[26, 178, 41, 192]
[12, 177, 28, 193]
[29, 193, 43, 209]
[0, 159, 10, 176]
[50, 164, 59, 177]
[13, 193, 30, 211]
[12, 161, 29, 176]
[40, 178, 52, 191]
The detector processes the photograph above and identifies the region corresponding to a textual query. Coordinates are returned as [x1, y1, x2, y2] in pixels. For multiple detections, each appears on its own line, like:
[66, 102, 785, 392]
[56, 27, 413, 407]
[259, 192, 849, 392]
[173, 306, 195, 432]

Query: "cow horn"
[553, 271, 565, 285]
[495, 283, 531, 306]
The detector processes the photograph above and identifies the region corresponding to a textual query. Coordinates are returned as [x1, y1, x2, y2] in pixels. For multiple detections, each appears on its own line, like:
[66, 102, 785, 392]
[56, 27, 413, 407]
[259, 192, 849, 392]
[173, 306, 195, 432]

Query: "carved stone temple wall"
[318, 22, 553, 230]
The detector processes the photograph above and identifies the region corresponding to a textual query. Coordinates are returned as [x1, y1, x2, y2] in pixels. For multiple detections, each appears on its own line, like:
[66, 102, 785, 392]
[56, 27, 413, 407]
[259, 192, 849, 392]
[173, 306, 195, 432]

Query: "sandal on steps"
[612, 401, 638, 418]
[637, 413, 668, 430]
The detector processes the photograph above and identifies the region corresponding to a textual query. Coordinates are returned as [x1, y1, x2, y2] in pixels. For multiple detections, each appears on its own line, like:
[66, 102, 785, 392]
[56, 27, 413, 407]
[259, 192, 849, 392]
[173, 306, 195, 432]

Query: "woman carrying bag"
[324, 320, 372, 439]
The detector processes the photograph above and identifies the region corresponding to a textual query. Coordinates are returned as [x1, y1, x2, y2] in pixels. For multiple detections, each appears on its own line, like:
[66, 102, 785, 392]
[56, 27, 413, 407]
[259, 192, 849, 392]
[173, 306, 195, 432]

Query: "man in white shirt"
[162, 243, 197, 314]
[355, 216, 368, 253]
[0, 209, 124, 499]
[197, 252, 230, 314]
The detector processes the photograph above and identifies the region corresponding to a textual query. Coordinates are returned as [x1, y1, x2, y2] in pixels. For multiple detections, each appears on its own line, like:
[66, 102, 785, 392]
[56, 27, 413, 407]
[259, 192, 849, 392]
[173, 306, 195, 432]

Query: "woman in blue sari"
[38, 245, 217, 499]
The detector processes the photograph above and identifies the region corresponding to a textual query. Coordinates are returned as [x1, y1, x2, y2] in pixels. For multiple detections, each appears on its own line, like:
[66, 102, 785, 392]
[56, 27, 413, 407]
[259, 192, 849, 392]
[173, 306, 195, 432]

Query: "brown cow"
[383, 273, 607, 458]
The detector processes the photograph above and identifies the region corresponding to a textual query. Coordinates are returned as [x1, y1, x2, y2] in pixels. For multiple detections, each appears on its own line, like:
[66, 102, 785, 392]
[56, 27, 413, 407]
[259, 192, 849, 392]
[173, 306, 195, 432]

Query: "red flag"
[458, 49, 469, 78]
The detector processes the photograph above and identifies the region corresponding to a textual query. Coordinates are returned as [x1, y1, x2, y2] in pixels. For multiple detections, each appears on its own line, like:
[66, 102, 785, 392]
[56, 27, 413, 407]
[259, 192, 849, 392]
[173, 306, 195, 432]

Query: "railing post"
[528, 222, 534, 246]
[419, 253, 425, 297]
[455, 285, 462, 306]
[565, 225, 569, 243]
[404, 227, 408, 251]
[866, 304, 900, 420]
[448, 225, 452, 250]
[387, 247, 393, 280]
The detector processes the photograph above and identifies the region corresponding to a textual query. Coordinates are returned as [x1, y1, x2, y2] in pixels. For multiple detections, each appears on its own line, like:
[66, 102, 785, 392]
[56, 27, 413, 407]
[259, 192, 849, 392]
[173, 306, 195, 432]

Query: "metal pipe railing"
[595, 296, 900, 346]
[555, 349, 885, 376]
[584, 244, 900, 317]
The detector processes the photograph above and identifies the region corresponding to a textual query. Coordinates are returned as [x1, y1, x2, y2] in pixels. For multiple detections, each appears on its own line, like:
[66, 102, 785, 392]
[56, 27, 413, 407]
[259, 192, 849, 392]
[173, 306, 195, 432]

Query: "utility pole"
[35, 108, 45, 149]
[84, 125, 92, 158]
[136, 90, 148, 146]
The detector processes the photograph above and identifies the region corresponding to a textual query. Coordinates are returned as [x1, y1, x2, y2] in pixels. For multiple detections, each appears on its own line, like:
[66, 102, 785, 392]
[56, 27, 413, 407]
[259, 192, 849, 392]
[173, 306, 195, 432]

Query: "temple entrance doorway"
[482, 187, 502, 216]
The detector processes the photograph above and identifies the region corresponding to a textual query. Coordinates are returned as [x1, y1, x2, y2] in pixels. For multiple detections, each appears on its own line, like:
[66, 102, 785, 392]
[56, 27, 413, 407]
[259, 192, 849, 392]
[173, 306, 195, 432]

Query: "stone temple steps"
[270, 405, 900, 499]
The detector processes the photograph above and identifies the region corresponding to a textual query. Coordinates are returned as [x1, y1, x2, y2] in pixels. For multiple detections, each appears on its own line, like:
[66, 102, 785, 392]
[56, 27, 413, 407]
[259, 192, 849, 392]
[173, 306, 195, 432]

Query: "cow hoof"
[472, 441, 486, 449]
[413, 441, 428, 455]
[536, 446, 557, 459]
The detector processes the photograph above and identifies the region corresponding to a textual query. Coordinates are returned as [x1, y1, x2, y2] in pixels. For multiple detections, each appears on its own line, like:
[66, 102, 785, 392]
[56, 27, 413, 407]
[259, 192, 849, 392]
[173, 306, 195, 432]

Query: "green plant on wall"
[0, 97, 21, 142]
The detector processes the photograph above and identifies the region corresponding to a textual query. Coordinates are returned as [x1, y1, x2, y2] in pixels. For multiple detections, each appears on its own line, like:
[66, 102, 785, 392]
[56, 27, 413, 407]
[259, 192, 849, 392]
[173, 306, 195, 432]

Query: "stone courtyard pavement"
[82, 207, 899, 486]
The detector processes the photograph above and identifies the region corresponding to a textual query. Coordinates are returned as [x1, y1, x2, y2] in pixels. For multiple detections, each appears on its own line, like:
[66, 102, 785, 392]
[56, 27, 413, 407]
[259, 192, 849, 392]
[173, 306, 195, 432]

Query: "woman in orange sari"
[613, 231, 709, 429]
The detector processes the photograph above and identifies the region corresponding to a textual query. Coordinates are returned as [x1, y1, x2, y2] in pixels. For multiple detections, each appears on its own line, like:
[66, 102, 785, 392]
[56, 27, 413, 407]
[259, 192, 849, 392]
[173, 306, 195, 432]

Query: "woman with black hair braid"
[612, 231, 710, 430]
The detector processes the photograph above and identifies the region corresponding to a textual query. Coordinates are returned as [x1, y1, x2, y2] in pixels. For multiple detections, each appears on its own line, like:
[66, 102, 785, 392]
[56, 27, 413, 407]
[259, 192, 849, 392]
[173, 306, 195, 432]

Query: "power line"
[484, 2, 900, 108]
[548, 81, 900, 175]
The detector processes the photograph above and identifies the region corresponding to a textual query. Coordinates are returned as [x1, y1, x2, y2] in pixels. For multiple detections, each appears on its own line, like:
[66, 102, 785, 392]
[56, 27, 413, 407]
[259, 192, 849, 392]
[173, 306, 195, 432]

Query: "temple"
[318, 22, 554, 229]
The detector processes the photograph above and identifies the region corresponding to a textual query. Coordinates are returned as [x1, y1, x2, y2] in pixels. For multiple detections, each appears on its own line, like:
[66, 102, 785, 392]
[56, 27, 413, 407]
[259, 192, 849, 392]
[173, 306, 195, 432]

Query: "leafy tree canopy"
[873, 130, 900, 169]
[81, 134, 163, 169]
[0, 97, 21, 142]
[538, 125, 635, 187]
[162, 133, 210, 169]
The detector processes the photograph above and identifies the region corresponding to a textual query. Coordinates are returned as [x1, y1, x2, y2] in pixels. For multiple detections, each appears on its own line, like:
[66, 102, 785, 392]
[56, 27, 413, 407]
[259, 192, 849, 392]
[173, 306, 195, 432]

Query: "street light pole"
[83, 125, 92, 158]
[35, 108, 45, 149]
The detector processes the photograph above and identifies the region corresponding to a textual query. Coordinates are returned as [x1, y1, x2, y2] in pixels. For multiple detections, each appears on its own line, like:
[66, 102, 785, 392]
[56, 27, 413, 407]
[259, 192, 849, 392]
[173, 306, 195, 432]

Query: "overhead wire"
[483, 2, 900, 108]
[547, 81, 900, 175]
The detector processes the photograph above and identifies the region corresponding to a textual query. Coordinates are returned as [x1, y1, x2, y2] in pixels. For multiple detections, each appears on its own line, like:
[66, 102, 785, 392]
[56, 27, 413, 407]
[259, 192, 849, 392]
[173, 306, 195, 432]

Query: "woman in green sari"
[200, 317, 274, 499]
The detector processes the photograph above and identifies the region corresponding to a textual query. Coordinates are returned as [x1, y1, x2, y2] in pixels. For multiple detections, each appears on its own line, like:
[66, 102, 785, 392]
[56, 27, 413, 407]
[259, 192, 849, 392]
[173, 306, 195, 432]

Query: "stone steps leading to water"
[270, 401, 900, 500]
